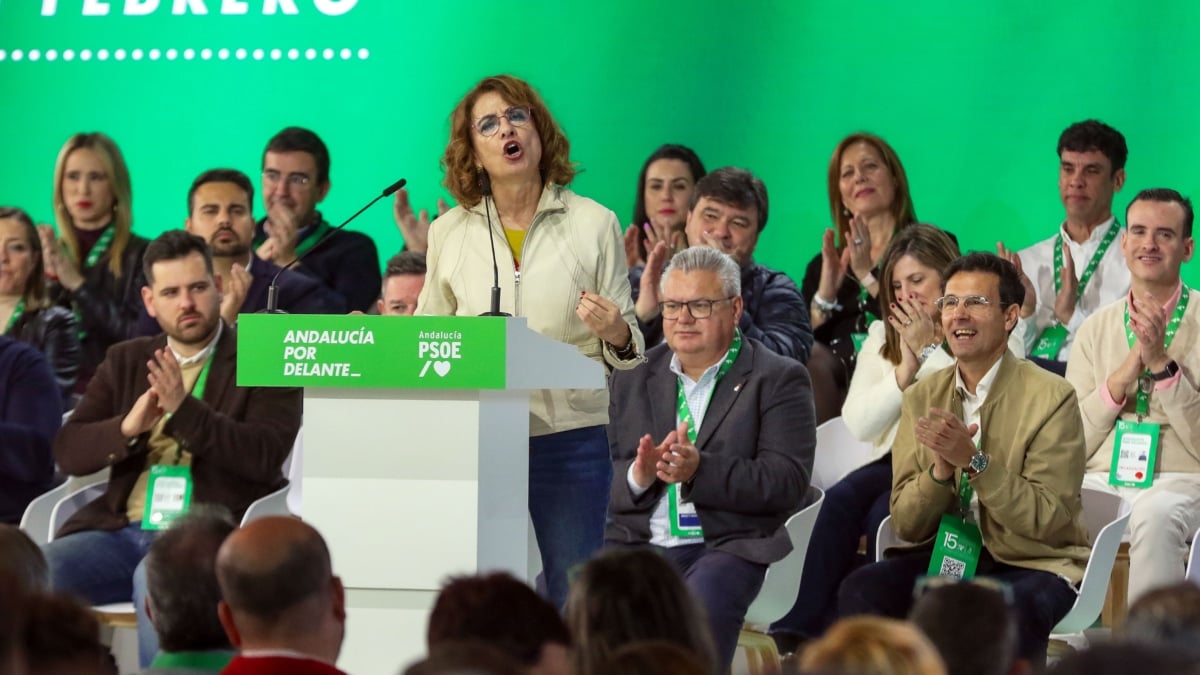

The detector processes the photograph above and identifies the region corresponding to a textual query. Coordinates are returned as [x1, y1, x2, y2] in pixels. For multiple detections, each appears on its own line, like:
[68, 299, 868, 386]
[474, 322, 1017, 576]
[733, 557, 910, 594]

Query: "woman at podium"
[417, 74, 645, 608]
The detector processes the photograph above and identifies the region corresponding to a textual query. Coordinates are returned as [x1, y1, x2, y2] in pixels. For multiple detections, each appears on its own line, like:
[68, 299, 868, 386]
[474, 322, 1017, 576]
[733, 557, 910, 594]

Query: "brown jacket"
[890, 351, 1090, 584]
[54, 324, 301, 536]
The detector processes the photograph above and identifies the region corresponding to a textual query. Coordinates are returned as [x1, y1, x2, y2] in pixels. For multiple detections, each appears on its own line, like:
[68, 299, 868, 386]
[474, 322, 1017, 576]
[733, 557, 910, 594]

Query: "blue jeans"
[661, 544, 767, 671]
[528, 425, 612, 609]
[771, 455, 892, 638]
[839, 548, 1077, 665]
[43, 524, 160, 668]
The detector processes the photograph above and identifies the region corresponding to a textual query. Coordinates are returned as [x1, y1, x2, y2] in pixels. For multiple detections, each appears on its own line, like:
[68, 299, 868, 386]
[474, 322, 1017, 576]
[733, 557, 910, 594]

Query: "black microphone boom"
[478, 172, 510, 317]
[264, 177, 406, 313]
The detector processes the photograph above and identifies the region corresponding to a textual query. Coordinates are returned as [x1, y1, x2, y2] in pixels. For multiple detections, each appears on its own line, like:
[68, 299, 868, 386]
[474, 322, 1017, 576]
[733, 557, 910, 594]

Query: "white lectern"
[237, 315, 604, 674]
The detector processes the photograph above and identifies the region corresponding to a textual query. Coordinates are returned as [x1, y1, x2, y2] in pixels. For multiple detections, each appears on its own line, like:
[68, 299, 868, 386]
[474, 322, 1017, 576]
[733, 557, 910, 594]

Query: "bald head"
[217, 516, 332, 623]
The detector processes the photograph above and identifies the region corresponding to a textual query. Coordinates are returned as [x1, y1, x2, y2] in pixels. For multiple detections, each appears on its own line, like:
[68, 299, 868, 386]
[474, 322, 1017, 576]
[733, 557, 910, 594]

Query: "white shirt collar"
[954, 353, 1004, 403]
[1058, 215, 1117, 247]
[168, 320, 223, 366]
[669, 350, 728, 385]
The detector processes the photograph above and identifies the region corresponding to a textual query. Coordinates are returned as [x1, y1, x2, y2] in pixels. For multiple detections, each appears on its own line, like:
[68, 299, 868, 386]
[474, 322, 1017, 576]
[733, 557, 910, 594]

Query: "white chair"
[872, 488, 1131, 635]
[1052, 488, 1130, 635]
[811, 417, 874, 491]
[734, 488, 825, 673]
[1186, 527, 1200, 584]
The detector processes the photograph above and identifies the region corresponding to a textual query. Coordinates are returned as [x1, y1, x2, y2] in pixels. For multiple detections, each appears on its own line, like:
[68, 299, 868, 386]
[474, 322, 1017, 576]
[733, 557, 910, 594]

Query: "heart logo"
[433, 361, 451, 377]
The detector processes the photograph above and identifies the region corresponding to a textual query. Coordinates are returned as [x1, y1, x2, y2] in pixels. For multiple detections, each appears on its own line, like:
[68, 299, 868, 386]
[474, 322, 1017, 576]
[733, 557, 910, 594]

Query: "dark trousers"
[839, 548, 1077, 664]
[659, 544, 767, 671]
[771, 455, 892, 638]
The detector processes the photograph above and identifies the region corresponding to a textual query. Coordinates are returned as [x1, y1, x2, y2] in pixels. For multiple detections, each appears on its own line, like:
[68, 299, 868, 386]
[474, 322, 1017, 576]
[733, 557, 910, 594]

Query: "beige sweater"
[1066, 293, 1200, 474]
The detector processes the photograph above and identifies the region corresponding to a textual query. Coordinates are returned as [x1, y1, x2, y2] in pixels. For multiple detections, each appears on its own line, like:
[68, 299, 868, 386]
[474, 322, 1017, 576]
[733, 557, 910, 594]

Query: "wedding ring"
[853, 238, 863, 245]
[904, 320, 913, 327]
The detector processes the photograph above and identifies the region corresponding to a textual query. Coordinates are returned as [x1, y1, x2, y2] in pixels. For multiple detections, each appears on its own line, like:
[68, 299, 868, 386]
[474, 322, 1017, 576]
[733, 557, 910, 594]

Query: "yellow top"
[504, 227, 527, 265]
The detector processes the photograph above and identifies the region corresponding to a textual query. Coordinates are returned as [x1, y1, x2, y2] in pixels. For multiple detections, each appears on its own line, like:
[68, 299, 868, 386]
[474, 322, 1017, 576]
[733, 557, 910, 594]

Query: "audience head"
[908, 579, 1025, 675]
[404, 641, 524, 675]
[216, 516, 345, 662]
[938, 252, 1022, 365]
[140, 230, 222, 349]
[1122, 188, 1194, 288]
[828, 132, 916, 246]
[186, 168, 257, 261]
[22, 590, 117, 675]
[632, 144, 706, 260]
[601, 640, 710, 675]
[877, 224, 961, 365]
[144, 507, 237, 654]
[1120, 581, 1200, 659]
[1056, 120, 1127, 226]
[443, 74, 575, 207]
[1047, 641, 1200, 675]
[52, 131, 135, 277]
[0, 206, 49, 309]
[0, 524, 49, 592]
[427, 572, 570, 675]
[566, 548, 716, 675]
[685, 166, 767, 268]
[261, 126, 331, 227]
[659, 247, 744, 373]
[379, 251, 427, 316]
[798, 616, 946, 675]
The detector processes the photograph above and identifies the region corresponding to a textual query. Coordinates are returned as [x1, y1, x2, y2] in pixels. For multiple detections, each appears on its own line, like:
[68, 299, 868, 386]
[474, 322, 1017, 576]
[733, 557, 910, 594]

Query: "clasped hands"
[630, 421, 700, 490]
[120, 349, 190, 439]
[914, 408, 978, 481]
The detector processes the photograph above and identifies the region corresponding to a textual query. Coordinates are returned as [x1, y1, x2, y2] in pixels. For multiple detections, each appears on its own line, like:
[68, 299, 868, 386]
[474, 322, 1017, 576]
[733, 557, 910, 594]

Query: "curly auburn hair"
[441, 75, 576, 207]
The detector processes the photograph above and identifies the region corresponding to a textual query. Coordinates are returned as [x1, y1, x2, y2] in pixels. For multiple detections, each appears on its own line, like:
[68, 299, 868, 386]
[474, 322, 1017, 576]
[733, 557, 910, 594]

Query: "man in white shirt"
[605, 246, 815, 669]
[1067, 188, 1200, 602]
[1003, 120, 1131, 373]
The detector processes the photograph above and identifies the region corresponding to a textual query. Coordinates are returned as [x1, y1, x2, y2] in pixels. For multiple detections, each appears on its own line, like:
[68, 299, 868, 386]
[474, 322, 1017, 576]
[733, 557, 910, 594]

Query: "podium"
[237, 314, 604, 674]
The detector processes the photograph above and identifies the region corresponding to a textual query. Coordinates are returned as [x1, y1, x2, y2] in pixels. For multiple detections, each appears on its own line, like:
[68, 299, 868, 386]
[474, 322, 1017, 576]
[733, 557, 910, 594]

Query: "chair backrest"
[1187, 527, 1200, 583]
[742, 487, 825, 627]
[1051, 487, 1130, 634]
[48, 482, 109, 543]
[812, 417, 874, 491]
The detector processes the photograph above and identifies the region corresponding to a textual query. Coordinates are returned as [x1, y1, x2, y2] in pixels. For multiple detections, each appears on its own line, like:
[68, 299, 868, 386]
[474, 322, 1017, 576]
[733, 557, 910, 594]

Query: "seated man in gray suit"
[606, 246, 815, 669]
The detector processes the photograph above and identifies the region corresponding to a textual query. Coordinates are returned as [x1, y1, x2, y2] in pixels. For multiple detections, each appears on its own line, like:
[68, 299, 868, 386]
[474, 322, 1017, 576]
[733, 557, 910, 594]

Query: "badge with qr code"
[1109, 420, 1159, 488]
[141, 464, 193, 531]
[927, 514, 982, 580]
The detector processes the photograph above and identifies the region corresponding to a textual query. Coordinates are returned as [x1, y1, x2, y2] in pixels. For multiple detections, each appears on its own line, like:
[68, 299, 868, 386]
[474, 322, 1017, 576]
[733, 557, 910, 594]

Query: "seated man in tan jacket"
[839, 252, 1090, 668]
[1068, 188, 1200, 602]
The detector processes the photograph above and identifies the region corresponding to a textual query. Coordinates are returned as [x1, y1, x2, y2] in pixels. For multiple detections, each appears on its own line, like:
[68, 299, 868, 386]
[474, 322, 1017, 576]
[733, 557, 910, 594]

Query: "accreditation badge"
[141, 465, 194, 530]
[667, 483, 703, 538]
[1109, 419, 1160, 489]
[1031, 324, 1069, 360]
[927, 514, 983, 580]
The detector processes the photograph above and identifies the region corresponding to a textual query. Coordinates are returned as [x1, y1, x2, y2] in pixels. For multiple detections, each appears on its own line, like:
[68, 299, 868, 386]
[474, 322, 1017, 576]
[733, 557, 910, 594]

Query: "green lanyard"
[1053, 219, 1121, 298]
[858, 283, 878, 326]
[676, 330, 743, 443]
[62, 225, 116, 269]
[292, 220, 333, 258]
[1124, 287, 1189, 417]
[171, 349, 216, 463]
[4, 297, 25, 334]
[958, 473, 974, 519]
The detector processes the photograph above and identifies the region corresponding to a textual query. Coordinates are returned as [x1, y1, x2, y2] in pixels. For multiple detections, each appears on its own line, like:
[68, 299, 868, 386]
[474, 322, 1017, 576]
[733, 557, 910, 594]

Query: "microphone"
[478, 171, 510, 317]
[264, 177, 407, 313]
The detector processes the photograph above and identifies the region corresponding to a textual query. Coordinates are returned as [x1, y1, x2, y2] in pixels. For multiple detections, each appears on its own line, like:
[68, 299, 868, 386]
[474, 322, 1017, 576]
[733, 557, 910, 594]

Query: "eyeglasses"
[660, 297, 735, 320]
[474, 106, 531, 137]
[262, 170, 312, 188]
[934, 295, 993, 313]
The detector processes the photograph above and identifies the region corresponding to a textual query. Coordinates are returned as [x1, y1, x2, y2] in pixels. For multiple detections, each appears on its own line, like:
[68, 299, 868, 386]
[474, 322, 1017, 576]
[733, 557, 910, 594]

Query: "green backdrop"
[3, 0, 1197, 287]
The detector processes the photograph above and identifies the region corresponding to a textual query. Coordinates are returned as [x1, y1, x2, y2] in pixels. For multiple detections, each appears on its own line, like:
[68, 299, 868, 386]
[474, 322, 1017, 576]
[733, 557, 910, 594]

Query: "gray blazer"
[605, 337, 815, 564]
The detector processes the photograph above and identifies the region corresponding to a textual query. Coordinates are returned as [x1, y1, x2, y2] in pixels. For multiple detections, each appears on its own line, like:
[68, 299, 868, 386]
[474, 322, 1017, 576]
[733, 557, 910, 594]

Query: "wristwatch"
[1151, 360, 1180, 381]
[966, 450, 990, 477]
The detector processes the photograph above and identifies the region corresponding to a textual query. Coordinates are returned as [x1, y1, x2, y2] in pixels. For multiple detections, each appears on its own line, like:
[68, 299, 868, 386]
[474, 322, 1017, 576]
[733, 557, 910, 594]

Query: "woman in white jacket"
[774, 224, 1025, 646]
[417, 75, 644, 608]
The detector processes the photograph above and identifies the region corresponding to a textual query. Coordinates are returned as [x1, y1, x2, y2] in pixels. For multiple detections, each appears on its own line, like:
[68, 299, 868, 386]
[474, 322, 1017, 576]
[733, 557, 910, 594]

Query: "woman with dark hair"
[802, 133, 918, 390]
[623, 144, 706, 268]
[567, 549, 717, 675]
[0, 206, 81, 409]
[417, 74, 644, 609]
[38, 132, 148, 392]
